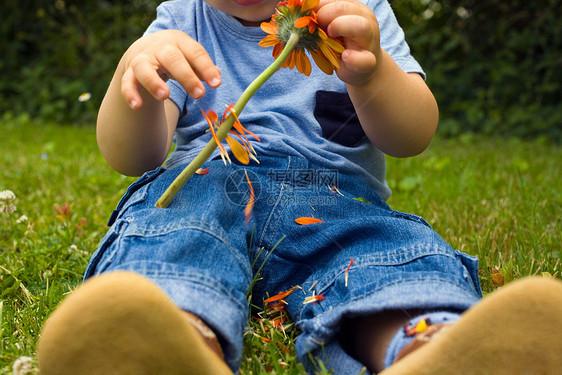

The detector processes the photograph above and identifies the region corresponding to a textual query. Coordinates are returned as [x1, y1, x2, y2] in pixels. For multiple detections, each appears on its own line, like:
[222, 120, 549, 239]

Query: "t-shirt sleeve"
[368, 0, 425, 79]
[143, 3, 188, 114]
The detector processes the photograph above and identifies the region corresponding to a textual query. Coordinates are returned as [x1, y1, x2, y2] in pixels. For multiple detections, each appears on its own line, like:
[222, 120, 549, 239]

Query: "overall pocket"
[314, 90, 368, 147]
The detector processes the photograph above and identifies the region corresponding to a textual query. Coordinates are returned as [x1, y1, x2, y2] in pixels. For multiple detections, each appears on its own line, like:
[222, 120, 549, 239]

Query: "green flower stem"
[155, 33, 299, 208]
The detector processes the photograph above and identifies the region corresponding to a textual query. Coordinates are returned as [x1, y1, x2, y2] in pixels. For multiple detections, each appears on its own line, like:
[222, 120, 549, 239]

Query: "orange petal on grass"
[276, 341, 291, 354]
[295, 217, 324, 225]
[256, 334, 271, 343]
[270, 315, 287, 327]
[244, 169, 255, 224]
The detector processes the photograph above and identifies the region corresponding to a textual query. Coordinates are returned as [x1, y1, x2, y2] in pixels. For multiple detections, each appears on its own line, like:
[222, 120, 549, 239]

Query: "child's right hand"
[120, 30, 222, 109]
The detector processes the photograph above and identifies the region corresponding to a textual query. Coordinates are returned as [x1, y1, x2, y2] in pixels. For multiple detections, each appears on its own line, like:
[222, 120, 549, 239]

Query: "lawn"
[1, 118, 560, 374]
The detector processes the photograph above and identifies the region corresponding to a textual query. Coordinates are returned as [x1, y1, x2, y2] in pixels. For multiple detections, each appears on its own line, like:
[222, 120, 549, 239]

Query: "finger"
[153, 44, 207, 99]
[326, 14, 378, 51]
[341, 48, 377, 74]
[128, 53, 171, 103]
[316, 0, 368, 29]
[120, 66, 159, 110]
[177, 40, 222, 89]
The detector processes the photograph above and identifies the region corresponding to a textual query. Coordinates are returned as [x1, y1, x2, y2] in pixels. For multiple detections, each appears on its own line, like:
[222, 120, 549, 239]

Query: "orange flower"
[259, 0, 344, 76]
[201, 105, 260, 165]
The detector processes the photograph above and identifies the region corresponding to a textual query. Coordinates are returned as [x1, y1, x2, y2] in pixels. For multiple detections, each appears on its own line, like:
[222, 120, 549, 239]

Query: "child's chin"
[232, 0, 267, 7]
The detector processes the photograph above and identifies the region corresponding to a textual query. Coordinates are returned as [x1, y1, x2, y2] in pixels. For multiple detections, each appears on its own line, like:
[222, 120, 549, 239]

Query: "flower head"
[259, 0, 345, 76]
[0, 190, 17, 214]
[54, 203, 72, 221]
[78, 92, 92, 102]
[201, 104, 260, 165]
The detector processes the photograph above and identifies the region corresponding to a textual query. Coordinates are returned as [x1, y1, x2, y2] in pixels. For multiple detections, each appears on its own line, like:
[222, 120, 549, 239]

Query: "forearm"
[97, 63, 172, 176]
[348, 50, 439, 157]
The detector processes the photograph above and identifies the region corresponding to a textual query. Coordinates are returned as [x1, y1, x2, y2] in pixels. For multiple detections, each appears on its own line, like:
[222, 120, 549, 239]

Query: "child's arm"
[317, 0, 439, 157]
[97, 30, 222, 176]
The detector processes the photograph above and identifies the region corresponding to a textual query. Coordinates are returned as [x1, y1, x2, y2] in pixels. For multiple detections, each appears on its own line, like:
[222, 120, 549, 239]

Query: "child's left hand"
[316, 0, 382, 86]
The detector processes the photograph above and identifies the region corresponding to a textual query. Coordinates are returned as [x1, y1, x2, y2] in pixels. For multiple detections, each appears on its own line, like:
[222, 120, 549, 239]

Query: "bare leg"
[344, 310, 415, 373]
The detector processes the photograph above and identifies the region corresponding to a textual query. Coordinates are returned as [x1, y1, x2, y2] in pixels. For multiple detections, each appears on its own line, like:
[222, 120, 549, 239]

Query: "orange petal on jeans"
[344, 257, 354, 287]
[264, 286, 300, 303]
[303, 293, 325, 305]
[295, 217, 324, 225]
[244, 169, 255, 224]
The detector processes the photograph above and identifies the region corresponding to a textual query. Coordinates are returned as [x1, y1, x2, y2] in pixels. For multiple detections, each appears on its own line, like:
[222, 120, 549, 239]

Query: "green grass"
[1, 119, 560, 374]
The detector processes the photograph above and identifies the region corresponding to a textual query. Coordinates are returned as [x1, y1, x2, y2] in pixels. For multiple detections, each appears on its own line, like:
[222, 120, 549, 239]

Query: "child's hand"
[316, 0, 381, 86]
[120, 30, 222, 109]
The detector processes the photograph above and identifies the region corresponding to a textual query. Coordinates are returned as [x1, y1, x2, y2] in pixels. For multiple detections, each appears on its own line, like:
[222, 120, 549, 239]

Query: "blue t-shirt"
[145, 0, 423, 200]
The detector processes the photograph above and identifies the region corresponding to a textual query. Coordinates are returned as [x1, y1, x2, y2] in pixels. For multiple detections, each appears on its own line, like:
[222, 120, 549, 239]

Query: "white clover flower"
[0, 190, 17, 214]
[78, 92, 92, 102]
[16, 215, 28, 224]
[12, 356, 32, 375]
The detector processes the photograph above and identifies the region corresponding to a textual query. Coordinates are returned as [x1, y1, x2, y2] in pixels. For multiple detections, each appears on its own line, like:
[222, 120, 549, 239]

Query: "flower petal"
[260, 21, 279, 35]
[317, 26, 328, 40]
[259, 34, 280, 48]
[301, 0, 319, 12]
[264, 286, 299, 303]
[244, 169, 255, 224]
[344, 258, 354, 287]
[225, 135, 250, 165]
[201, 108, 229, 165]
[324, 37, 345, 53]
[296, 50, 312, 76]
[310, 50, 335, 75]
[318, 41, 341, 69]
[295, 217, 324, 225]
[294, 16, 312, 29]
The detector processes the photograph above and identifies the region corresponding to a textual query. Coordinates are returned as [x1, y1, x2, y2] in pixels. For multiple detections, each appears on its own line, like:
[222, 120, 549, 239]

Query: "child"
[37, 0, 562, 374]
